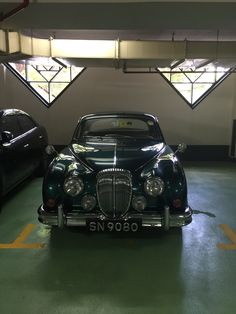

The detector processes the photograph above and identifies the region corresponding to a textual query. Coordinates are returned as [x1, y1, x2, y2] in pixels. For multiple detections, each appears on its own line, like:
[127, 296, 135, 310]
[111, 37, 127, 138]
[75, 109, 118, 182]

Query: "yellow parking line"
[0, 243, 44, 249]
[0, 224, 45, 249]
[14, 224, 35, 244]
[217, 224, 236, 250]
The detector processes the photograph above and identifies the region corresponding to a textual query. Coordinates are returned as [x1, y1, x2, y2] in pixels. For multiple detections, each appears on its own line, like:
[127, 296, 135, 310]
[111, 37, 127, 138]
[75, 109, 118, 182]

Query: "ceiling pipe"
[0, 0, 29, 22]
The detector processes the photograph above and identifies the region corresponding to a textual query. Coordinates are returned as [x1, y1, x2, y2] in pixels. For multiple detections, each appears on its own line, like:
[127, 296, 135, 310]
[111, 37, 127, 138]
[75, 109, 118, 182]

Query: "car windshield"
[75, 116, 163, 141]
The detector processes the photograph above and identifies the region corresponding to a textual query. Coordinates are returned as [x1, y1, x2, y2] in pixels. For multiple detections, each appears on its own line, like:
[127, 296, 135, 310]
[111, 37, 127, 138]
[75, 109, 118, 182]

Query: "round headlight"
[81, 194, 96, 210]
[63, 177, 84, 196]
[144, 177, 164, 197]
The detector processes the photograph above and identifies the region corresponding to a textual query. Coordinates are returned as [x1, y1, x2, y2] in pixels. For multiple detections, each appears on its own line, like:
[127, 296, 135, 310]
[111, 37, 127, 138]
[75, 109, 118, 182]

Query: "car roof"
[80, 112, 158, 121]
[0, 109, 29, 118]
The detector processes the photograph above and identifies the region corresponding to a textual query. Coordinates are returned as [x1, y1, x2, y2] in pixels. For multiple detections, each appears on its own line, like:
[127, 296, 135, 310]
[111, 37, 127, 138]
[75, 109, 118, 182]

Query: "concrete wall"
[0, 64, 234, 146]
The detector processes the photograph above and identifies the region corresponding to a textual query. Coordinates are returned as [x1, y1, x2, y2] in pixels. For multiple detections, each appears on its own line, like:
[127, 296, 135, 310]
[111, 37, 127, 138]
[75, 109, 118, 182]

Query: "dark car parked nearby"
[0, 109, 48, 197]
[38, 112, 192, 231]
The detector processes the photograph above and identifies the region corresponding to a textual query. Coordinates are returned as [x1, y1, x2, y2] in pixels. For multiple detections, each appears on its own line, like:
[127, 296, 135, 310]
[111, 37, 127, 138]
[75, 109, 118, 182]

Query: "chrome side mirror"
[175, 143, 187, 154]
[45, 145, 58, 157]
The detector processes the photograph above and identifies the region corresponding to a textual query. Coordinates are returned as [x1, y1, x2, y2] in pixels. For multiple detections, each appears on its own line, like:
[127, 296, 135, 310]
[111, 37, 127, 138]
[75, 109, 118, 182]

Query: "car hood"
[70, 139, 165, 172]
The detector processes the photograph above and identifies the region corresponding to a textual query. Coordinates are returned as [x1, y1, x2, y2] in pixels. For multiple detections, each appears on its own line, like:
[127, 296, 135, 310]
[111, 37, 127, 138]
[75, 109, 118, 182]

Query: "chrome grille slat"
[96, 168, 132, 218]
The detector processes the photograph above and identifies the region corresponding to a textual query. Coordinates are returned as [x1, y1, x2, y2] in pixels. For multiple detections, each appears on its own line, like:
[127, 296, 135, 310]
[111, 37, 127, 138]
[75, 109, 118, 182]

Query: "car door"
[16, 113, 39, 177]
[0, 112, 24, 193]
[17, 113, 47, 175]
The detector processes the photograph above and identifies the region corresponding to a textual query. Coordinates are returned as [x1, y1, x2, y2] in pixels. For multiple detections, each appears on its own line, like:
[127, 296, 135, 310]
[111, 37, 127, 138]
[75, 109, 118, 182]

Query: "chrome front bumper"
[38, 205, 192, 230]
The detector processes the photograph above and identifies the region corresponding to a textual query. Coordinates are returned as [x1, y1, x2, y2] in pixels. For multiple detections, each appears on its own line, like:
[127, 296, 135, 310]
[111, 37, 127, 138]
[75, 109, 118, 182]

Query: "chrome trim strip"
[38, 205, 192, 228]
[58, 204, 64, 229]
[164, 206, 170, 230]
[113, 144, 117, 168]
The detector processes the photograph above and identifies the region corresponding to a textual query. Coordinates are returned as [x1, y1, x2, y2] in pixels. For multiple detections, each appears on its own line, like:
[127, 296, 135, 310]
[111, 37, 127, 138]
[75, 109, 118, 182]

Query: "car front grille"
[96, 168, 132, 218]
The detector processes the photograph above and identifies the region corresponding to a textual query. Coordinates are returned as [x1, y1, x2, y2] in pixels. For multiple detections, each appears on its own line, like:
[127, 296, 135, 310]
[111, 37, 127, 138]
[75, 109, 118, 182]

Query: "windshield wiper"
[104, 134, 133, 138]
[80, 135, 105, 141]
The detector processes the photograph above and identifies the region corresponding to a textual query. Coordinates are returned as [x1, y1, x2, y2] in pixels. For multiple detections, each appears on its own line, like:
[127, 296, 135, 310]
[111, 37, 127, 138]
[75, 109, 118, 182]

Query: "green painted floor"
[0, 162, 236, 314]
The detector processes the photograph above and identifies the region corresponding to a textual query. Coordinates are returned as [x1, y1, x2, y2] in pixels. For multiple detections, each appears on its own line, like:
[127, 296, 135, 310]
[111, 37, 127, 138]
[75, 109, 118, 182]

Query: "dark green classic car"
[38, 112, 192, 231]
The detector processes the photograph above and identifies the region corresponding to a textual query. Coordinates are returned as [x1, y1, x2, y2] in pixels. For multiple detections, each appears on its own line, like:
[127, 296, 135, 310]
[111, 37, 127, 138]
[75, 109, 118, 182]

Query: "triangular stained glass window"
[5, 59, 85, 107]
[157, 60, 232, 109]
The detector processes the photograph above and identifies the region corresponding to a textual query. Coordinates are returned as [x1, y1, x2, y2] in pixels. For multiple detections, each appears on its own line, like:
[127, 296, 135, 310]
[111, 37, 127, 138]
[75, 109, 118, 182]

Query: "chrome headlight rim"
[144, 176, 165, 197]
[63, 176, 84, 197]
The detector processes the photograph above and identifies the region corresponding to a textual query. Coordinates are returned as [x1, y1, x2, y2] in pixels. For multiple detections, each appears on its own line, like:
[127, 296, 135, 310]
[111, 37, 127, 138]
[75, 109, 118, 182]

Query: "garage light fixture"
[4, 58, 85, 107]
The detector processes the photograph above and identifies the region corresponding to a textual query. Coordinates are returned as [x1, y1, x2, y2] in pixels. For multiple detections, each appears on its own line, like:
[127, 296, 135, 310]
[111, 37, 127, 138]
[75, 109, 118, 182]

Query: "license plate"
[86, 219, 141, 232]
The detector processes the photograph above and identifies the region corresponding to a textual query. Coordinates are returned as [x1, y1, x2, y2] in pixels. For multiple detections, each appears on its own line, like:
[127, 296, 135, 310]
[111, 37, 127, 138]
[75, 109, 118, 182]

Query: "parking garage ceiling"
[2, 1, 236, 68]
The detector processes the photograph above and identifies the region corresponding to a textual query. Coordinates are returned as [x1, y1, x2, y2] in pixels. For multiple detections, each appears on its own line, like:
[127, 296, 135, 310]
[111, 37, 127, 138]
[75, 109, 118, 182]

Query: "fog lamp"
[81, 194, 96, 210]
[132, 195, 147, 211]
[63, 177, 84, 196]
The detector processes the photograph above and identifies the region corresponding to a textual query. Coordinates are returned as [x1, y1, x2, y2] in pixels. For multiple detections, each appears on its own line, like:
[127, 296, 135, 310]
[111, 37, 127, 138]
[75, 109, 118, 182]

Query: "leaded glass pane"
[35, 65, 46, 71]
[195, 72, 216, 83]
[158, 61, 231, 108]
[170, 73, 190, 83]
[71, 67, 84, 80]
[184, 72, 203, 82]
[52, 68, 70, 82]
[216, 72, 226, 80]
[9, 63, 26, 79]
[192, 83, 213, 103]
[27, 66, 46, 82]
[50, 83, 68, 100]
[30, 82, 49, 103]
[162, 73, 170, 80]
[39, 70, 58, 81]
[6, 60, 85, 107]
[173, 83, 192, 103]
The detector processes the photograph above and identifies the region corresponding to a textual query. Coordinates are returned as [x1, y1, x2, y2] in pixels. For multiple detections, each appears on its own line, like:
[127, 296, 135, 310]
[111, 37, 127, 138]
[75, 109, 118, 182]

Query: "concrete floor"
[0, 162, 236, 314]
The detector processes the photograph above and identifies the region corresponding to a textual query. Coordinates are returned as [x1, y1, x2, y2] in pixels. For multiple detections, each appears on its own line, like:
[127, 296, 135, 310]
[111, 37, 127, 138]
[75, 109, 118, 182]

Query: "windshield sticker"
[119, 120, 133, 128]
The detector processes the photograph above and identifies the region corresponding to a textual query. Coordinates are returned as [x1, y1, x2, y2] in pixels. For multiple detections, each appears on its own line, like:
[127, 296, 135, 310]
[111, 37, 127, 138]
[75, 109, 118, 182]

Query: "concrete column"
[230, 74, 236, 157]
[233, 76, 236, 119]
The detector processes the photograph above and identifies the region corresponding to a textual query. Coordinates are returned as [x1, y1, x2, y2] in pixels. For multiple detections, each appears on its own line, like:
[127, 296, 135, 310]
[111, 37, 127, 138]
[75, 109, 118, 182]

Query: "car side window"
[17, 114, 36, 134]
[0, 115, 21, 139]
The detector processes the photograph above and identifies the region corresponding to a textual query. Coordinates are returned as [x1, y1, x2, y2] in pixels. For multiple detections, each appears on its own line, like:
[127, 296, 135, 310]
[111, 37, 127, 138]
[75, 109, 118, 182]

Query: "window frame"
[156, 67, 233, 109]
[4, 62, 86, 108]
